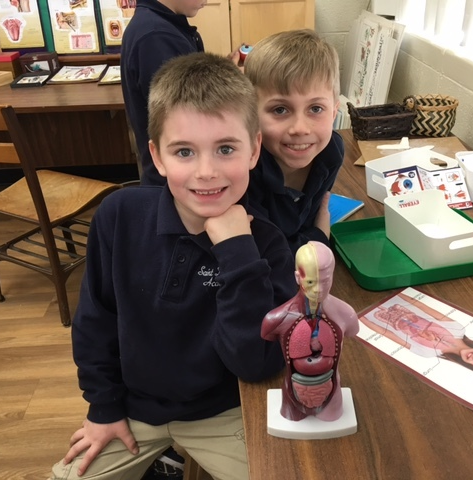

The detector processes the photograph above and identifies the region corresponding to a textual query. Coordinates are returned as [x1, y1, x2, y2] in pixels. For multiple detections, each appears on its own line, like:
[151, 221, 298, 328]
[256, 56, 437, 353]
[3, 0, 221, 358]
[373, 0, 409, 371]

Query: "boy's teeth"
[287, 144, 310, 151]
[195, 188, 222, 195]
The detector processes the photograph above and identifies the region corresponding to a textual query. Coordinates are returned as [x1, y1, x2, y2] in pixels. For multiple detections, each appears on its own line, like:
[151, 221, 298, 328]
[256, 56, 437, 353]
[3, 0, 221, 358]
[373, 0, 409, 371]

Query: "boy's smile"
[257, 81, 339, 181]
[149, 107, 260, 234]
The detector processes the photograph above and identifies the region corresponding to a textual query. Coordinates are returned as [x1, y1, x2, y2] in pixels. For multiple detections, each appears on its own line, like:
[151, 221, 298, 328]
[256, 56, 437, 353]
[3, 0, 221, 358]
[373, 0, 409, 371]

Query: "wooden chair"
[182, 451, 213, 480]
[0, 105, 121, 326]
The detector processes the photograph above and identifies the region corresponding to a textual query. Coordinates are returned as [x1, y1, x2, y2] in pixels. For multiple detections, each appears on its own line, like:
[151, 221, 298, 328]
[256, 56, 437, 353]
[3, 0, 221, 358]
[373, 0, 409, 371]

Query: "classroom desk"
[0, 82, 135, 167]
[239, 129, 473, 480]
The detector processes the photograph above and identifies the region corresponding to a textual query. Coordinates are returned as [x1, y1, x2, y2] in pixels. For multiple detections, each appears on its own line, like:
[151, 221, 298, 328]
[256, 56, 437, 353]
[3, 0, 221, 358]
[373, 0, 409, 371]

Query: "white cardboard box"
[384, 189, 473, 269]
[456, 151, 473, 198]
[365, 147, 472, 209]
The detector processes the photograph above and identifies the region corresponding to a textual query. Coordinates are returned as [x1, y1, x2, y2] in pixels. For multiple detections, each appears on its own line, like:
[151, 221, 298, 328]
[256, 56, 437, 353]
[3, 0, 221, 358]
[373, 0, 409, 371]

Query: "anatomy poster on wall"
[97, 0, 135, 46]
[48, 0, 100, 53]
[358, 287, 473, 410]
[341, 10, 405, 107]
[0, 0, 45, 48]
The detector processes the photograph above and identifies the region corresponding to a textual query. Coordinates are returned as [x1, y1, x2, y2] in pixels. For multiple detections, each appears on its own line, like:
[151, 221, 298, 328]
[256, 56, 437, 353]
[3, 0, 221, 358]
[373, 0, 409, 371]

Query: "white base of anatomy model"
[267, 387, 357, 439]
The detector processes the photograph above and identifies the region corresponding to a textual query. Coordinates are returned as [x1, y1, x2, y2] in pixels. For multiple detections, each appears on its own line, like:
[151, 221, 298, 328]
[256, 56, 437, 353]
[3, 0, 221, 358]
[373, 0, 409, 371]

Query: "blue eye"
[310, 106, 323, 114]
[273, 106, 287, 115]
[177, 149, 193, 157]
[219, 145, 234, 155]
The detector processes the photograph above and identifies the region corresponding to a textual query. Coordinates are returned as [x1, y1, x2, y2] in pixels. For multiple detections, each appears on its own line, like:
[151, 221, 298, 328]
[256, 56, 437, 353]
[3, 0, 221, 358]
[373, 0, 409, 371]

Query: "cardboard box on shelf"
[0, 71, 13, 87]
[19, 52, 60, 75]
[0, 51, 22, 78]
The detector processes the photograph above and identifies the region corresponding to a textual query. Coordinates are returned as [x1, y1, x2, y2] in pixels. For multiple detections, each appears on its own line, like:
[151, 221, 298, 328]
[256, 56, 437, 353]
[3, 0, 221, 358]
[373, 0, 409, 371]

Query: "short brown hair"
[245, 29, 340, 99]
[148, 52, 259, 147]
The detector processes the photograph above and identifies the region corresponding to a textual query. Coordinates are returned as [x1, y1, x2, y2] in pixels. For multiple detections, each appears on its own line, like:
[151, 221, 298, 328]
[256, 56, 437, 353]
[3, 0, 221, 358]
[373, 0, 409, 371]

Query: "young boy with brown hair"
[49, 52, 296, 480]
[244, 29, 343, 255]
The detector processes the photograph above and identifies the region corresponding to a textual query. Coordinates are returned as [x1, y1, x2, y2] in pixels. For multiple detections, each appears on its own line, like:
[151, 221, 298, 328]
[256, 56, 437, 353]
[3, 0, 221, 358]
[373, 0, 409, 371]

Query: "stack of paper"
[341, 10, 405, 107]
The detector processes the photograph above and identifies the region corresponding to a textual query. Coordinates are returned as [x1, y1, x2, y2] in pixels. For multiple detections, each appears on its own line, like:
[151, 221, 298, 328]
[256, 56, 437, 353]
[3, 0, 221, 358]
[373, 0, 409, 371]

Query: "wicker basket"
[347, 102, 416, 141]
[403, 94, 459, 137]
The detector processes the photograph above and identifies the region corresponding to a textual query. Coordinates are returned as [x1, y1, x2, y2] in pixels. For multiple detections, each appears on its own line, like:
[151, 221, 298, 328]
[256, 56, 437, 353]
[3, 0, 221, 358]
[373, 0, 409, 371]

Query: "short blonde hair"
[148, 52, 259, 147]
[245, 29, 340, 100]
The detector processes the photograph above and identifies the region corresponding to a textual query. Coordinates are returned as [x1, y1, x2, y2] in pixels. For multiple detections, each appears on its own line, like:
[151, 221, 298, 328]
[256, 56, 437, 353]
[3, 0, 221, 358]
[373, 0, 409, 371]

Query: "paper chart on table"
[357, 287, 473, 410]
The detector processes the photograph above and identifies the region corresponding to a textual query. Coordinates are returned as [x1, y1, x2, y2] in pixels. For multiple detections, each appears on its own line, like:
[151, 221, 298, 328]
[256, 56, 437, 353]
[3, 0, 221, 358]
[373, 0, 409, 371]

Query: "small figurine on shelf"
[262, 241, 359, 435]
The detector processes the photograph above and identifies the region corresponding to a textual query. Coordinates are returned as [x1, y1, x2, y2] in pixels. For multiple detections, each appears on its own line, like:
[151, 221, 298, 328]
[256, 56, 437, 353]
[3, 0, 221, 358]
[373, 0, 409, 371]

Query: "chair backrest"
[1, 104, 120, 226]
[0, 110, 19, 165]
[0, 105, 121, 326]
[1, 105, 58, 232]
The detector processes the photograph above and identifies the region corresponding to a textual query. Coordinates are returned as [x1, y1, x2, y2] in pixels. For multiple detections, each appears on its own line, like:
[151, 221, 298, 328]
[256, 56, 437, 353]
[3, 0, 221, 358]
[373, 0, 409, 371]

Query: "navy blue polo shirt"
[121, 0, 204, 186]
[72, 185, 297, 425]
[248, 131, 344, 255]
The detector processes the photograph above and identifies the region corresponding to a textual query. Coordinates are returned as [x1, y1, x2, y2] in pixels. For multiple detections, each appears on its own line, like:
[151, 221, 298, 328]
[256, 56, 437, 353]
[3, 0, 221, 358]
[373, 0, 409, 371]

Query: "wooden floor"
[0, 212, 88, 480]
[0, 211, 213, 480]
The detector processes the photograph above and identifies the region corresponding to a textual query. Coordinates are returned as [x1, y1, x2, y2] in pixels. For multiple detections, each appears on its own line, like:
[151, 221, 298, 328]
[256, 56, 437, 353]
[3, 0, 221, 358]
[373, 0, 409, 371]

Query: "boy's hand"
[63, 418, 138, 476]
[227, 48, 240, 66]
[204, 204, 253, 245]
[227, 46, 245, 72]
[314, 191, 331, 239]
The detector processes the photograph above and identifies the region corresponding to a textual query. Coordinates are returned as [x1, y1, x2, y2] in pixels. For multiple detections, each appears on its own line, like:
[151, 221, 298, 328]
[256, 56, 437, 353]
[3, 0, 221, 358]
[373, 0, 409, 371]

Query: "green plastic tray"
[330, 215, 473, 291]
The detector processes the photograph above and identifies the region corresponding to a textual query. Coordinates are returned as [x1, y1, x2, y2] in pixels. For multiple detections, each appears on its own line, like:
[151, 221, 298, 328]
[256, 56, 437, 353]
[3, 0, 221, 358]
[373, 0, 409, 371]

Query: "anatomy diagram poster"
[49, 0, 100, 53]
[0, 0, 44, 48]
[358, 287, 473, 410]
[98, 0, 135, 47]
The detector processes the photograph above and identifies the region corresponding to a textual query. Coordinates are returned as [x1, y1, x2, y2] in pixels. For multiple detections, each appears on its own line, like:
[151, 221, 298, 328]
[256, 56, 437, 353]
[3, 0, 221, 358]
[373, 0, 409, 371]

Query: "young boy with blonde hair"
[245, 29, 342, 255]
[49, 52, 296, 480]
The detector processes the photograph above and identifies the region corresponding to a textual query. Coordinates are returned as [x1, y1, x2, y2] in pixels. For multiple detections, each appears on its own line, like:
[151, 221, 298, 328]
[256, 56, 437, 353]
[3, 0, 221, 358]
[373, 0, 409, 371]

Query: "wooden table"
[239, 130, 473, 480]
[0, 82, 135, 167]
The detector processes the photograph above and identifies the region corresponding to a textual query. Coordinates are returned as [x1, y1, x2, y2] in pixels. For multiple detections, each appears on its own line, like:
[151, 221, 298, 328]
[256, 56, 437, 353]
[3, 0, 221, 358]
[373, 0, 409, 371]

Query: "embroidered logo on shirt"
[198, 266, 221, 287]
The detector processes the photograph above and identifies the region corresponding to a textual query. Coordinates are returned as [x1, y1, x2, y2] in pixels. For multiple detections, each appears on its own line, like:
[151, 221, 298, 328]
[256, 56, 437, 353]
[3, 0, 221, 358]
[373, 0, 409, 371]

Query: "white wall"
[316, 0, 473, 148]
[389, 35, 473, 148]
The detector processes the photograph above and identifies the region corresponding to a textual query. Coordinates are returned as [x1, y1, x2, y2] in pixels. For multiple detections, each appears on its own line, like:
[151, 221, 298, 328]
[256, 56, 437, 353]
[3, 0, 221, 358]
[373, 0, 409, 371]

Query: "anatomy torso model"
[262, 241, 359, 421]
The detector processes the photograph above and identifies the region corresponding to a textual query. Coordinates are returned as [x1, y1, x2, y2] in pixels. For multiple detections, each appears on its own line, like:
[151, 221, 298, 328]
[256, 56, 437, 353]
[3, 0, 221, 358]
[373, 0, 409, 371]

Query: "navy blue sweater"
[248, 131, 344, 255]
[72, 186, 297, 425]
[121, 0, 204, 186]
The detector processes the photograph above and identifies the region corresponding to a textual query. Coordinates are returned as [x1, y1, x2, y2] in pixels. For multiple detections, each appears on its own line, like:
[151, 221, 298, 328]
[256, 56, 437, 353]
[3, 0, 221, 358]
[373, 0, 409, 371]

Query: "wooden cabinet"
[192, 0, 232, 55]
[192, 0, 315, 54]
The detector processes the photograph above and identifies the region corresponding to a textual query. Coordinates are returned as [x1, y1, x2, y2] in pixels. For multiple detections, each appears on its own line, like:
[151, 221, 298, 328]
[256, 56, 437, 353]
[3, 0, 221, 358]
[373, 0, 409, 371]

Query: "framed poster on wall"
[97, 0, 135, 47]
[0, 0, 45, 48]
[48, 0, 100, 53]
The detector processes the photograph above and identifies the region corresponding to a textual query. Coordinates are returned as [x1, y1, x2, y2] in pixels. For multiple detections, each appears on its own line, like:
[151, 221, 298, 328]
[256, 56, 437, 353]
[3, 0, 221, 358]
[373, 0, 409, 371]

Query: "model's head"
[244, 29, 340, 100]
[295, 241, 334, 304]
[442, 335, 473, 370]
[148, 52, 259, 149]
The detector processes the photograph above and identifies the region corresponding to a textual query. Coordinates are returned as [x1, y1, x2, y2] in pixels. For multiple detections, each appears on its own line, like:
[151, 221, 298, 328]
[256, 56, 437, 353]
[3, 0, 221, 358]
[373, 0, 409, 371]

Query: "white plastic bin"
[384, 189, 473, 269]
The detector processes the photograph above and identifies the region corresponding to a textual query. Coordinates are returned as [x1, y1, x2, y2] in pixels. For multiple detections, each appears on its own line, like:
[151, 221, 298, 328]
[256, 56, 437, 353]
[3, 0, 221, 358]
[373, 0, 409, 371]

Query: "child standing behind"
[244, 29, 343, 255]
[49, 52, 296, 480]
[121, 0, 206, 186]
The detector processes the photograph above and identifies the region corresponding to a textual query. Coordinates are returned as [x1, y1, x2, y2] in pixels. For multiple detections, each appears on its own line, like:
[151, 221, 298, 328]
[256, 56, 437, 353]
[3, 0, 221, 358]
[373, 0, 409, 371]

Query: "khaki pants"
[50, 407, 248, 480]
